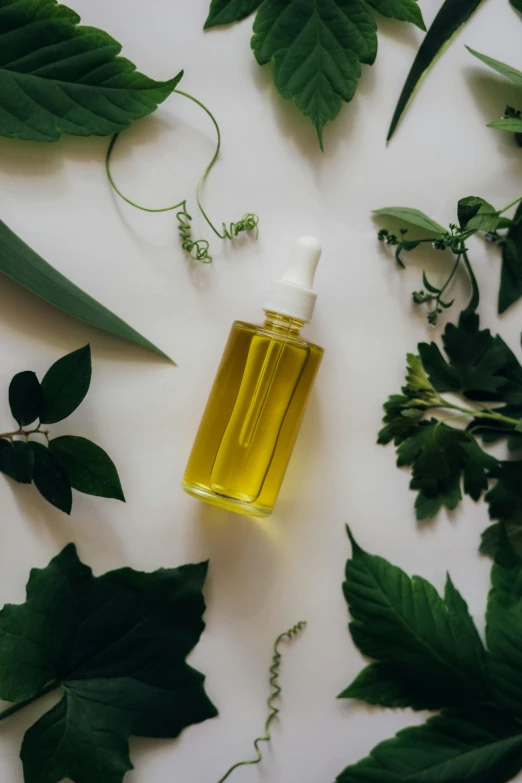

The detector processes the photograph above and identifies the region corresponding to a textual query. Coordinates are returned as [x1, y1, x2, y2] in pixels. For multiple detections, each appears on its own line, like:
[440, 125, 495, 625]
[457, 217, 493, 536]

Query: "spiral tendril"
[105, 90, 258, 262]
[215, 621, 307, 783]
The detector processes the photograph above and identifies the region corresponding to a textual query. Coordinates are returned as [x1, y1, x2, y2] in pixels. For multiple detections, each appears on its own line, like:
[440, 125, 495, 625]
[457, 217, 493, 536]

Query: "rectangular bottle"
[183, 237, 324, 518]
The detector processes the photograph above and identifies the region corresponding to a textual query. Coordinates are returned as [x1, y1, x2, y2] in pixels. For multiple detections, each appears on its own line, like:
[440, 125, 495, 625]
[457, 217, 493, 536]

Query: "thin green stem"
[0, 681, 59, 724]
[499, 195, 522, 214]
[460, 246, 480, 317]
[437, 398, 520, 428]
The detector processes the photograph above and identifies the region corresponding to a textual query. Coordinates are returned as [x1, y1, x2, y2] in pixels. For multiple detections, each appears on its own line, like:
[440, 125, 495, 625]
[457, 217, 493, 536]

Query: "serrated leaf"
[29, 442, 72, 513]
[0, 544, 217, 783]
[336, 708, 522, 783]
[499, 202, 522, 315]
[49, 436, 124, 501]
[8, 371, 43, 427]
[0, 439, 34, 483]
[387, 0, 485, 141]
[481, 518, 522, 560]
[366, 0, 425, 28]
[251, 0, 378, 149]
[0, 0, 183, 142]
[485, 461, 522, 523]
[341, 528, 487, 709]
[205, 0, 264, 28]
[467, 47, 522, 87]
[40, 346, 91, 424]
[373, 207, 446, 235]
[0, 221, 172, 362]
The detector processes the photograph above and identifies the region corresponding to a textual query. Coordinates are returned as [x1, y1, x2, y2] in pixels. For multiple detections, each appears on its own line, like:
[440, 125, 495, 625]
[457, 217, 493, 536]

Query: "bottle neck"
[263, 310, 305, 336]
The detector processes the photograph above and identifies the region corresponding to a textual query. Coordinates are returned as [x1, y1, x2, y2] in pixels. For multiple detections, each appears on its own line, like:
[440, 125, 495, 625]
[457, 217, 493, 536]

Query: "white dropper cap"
[263, 237, 322, 323]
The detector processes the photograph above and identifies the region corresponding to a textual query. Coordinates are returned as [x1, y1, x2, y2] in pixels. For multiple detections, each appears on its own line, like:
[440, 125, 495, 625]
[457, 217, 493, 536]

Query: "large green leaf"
[0, 221, 171, 361]
[387, 0, 485, 141]
[373, 206, 446, 234]
[40, 345, 91, 425]
[29, 441, 72, 513]
[0, 544, 217, 783]
[8, 371, 43, 427]
[337, 708, 522, 783]
[340, 527, 487, 710]
[467, 48, 522, 87]
[0, 0, 182, 142]
[205, 0, 264, 28]
[251, 0, 378, 149]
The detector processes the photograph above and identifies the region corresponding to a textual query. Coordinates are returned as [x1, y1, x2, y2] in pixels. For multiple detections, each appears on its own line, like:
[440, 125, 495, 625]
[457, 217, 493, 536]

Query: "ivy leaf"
[499, 202, 522, 315]
[0, 0, 183, 142]
[373, 206, 446, 235]
[251, 0, 378, 150]
[41, 345, 91, 425]
[8, 371, 43, 427]
[0, 439, 34, 484]
[205, 0, 264, 28]
[340, 528, 487, 709]
[29, 442, 72, 514]
[0, 544, 217, 783]
[49, 436, 124, 501]
[387, 0, 485, 141]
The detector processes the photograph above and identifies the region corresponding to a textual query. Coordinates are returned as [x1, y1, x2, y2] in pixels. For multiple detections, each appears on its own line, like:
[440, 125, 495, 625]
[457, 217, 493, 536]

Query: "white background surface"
[0, 0, 521, 780]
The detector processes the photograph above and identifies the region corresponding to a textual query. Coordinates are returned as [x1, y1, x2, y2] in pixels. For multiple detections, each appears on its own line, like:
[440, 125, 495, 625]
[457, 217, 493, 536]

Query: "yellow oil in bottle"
[183, 312, 323, 517]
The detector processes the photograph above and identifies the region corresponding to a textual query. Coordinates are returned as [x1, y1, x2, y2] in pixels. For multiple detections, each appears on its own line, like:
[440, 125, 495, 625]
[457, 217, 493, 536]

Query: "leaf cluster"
[337, 526, 522, 783]
[204, 0, 426, 149]
[376, 194, 522, 321]
[0, 544, 217, 783]
[1, 345, 124, 514]
[379, 313, 522, 554]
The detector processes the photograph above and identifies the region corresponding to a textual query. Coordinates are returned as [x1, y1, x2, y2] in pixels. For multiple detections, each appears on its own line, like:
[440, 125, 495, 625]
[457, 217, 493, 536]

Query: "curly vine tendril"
[105, 90, 258, 263]
[215, 621, 307, 783]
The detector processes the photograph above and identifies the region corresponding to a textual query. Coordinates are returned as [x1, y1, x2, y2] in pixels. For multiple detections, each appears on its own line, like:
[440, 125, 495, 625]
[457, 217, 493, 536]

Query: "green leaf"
[373, 207, 446, 235]
[458, 196, 482, 228]
[49, 436, 124, 501]
[0, 0, 183, 142]
[251, 0, 378, 149]
[481, 518, 522, 560]
[40, 346, 91, 424]
[467, 47, 522, 87]
[29, 442, 72, 513]
[511, 0, 522, 11]
[419, 319, 520, 400]
[8, 371, 43, 427]
[499, 202, 522, 315]
[0, 439, 34, 484]
[397, 421, 497, 519]
[486, 530, 522, 715]
[341, 529, 486, 709]
[336, 708, 522, 783]
[0, 544, 217, 783]
[205, 0, 264, 28]
[365, 0, 425, 28]
[489, 117, 522, 133]
[485, 461, 522, 523]
[457, 196, 499, 232]
[387, 0, 485, 141]
[0, 221, 172, 361]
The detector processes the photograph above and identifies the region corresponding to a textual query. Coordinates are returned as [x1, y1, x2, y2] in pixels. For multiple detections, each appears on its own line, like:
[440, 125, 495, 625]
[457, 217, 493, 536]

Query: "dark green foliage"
[0, 346, 123, 513]
[387, 0, 485, 141]
[500, 203, 522, 315]
[0, 0, 183, 142]
[337, 528, 522, 783]
[0, 545, 217, 783]
[205, 0, 425, 147]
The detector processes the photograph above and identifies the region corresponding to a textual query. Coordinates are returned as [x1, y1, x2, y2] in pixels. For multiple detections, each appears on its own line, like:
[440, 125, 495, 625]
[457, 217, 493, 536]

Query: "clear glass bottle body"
[183, 312, 324, 517]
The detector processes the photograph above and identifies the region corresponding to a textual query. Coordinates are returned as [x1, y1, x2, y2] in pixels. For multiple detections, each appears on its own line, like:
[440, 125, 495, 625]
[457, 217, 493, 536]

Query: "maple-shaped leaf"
[0, 545, 217, 783]
[205, 0, 425, 148]
[338, 527, 522, 783]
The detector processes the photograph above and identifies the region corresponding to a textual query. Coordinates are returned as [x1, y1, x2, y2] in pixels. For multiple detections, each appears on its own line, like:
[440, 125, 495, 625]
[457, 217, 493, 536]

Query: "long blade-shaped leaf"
[467, 47, 522, 86]
[387, 0, 485, 142]
[0, 221, 172, 361]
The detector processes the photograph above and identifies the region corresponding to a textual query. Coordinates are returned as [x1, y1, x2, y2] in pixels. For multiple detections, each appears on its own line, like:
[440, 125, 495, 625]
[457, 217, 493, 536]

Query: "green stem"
[0, 681, 59, 724]
[499, 195, 522, 214]
[437, 398, 520, 428]
[460, 246, 480, 317]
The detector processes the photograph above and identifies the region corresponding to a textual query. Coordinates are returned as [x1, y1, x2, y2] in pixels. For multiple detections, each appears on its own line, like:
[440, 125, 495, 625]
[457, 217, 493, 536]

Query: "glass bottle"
[183, 237, 324, 518]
